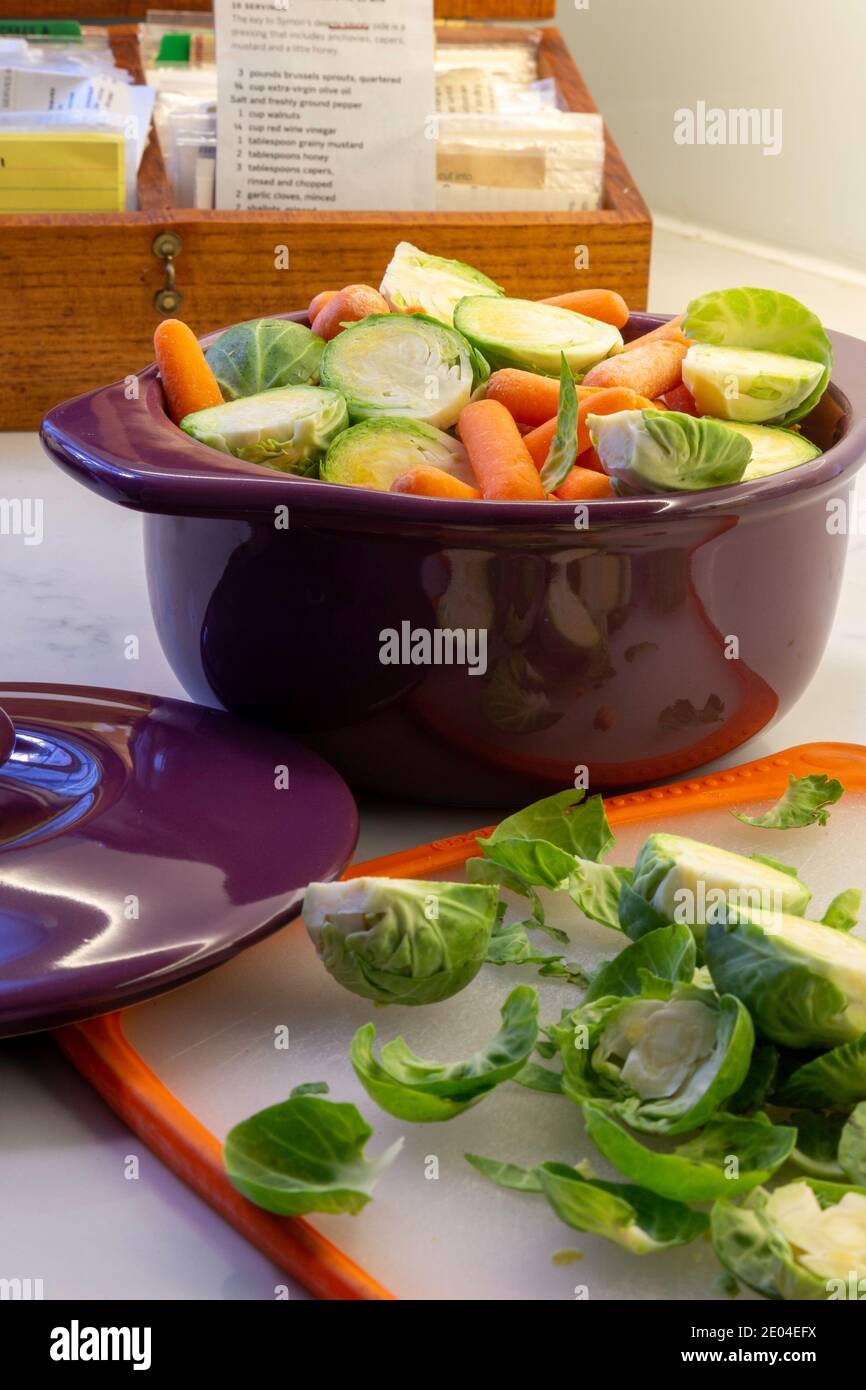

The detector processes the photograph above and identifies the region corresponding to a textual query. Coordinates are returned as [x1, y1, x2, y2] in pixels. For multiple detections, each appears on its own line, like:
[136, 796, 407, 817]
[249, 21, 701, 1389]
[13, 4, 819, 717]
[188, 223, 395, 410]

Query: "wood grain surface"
[0, 20, 651, 430]
[0, 0, 556, 19]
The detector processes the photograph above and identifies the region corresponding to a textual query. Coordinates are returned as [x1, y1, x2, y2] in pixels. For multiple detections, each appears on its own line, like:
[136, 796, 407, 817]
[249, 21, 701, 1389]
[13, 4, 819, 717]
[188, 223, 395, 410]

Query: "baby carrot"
[311, 284, 390, 341]
[485, 368, 601, 427]
[582, 340, 688, 398]
[621, 314, 691, 353]
[540, 289, 630, 329]
[522, 386, 655, 469]
[555, 466, 614, 500]
[522, 416, 558, 469]
[153, 319, 223, 425]
[308, 289, 339, 321]
[391, 465, 480, 499]
[458, 399, 546, 501]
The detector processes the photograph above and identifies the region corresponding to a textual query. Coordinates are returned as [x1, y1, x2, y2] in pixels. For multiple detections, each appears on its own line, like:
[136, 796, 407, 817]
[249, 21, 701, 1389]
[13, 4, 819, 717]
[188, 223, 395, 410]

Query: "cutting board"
[56, 743, 866, 1301]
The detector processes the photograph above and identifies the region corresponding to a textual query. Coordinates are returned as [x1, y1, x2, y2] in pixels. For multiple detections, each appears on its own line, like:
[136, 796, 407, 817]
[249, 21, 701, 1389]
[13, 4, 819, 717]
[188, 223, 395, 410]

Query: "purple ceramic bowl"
[41, 314, 866, 807]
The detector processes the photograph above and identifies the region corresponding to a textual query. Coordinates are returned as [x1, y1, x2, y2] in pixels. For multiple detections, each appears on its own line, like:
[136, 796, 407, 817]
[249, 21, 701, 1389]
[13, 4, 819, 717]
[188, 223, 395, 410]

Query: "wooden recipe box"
[0, 1, 651, 430]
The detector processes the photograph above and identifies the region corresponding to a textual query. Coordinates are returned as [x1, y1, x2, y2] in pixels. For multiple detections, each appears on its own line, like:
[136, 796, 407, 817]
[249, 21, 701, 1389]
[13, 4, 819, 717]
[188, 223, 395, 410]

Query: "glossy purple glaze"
[41, 316, 866, 806]
[0, 684, 358, 1036]
[0, 706, 14, 768]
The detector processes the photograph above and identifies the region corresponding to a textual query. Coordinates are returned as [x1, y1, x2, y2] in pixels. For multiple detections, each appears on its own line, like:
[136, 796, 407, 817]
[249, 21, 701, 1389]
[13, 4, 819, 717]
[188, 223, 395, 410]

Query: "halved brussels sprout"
[552, 979, 754, 1135]
[319, 313, 475, 430]
[705, 905, 866, 1048]
[712, 1179, 866, 1299]
[321, 417, 473, 491]
[622, 832, 811, 945]
[453, 295, 622, 376]
[682, 344, 826, 425]
[683, 285, 832, 425]
[205, 318, 324, 399]
[303, 876, 499, 1006]
[722, 421, 822, 479]
[180, 386, 348, 473]
[589, 409, 751, 494]
[379, 241, 504, 326]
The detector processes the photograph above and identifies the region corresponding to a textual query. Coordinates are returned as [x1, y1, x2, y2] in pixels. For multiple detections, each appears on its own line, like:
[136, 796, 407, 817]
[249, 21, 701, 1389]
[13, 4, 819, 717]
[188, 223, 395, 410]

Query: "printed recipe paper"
[214, 0, 435, 211]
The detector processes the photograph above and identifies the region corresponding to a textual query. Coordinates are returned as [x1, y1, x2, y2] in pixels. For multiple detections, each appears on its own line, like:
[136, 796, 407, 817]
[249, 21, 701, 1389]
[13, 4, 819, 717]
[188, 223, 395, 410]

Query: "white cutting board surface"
[123, 795, 866, 1301]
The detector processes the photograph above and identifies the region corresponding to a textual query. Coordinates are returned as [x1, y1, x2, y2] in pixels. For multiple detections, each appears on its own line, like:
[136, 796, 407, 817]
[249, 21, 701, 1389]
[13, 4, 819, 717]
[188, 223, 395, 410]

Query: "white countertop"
[2, 223, 866, 1300]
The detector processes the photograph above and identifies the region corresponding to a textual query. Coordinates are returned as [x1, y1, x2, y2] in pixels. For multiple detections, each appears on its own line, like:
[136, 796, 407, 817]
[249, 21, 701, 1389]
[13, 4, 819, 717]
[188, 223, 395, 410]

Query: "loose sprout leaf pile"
[159, 245, 835, 500]
[222, 770, 866, 1298]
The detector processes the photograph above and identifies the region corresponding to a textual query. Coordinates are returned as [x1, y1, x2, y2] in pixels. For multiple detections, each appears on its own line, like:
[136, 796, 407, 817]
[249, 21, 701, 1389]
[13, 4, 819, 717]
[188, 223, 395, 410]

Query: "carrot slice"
[486, 368, 601, 427]
[582, 341, 688, 398]
[522, 386, 655, 469]
[555, 466, 614, 500]
[540, 289, 629, 329]
[621, 314, 691, 353]
[153, 319, 224, 425]
[391, 465, 480, 500]
[458, 399, 545, 501]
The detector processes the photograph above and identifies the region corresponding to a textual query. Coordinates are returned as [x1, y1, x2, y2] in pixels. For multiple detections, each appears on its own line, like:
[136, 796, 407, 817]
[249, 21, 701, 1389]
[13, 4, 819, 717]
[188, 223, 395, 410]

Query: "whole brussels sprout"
[205, 318, 325, 399]
[303, 876, 499, 1005]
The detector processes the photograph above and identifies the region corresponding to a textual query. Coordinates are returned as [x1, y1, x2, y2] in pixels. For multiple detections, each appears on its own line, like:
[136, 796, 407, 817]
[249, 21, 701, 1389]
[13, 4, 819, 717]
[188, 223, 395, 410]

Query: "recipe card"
[213, 0, 435, 211]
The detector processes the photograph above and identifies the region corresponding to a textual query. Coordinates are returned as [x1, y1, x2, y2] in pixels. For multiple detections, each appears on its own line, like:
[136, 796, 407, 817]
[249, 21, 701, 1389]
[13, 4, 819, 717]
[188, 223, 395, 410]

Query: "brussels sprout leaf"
[484, 917, 586, 986]
[583, 1103, 795, 1201]
[584, 923, 696, 1003]
[223, 1095, 401, 1216]
[822, 888, 861, 932]
[790, 1110, 846, 1179]
[733, 773, 844, 829]
[618, 881, 673, 941]
[774, 1033, 866, 1110]
[350, 985, 539, 1122]
[289, 1081, 329, 1098]
[567, 860, 631, 932]
[537, 1163, 708, 1253]
[839, 1102, 866, 1185]
[727, 1042, 779, 1114]
[540, 353, 579, 493]
[465, 1153, 543, 1192]
[513, 1061, 564, 1094]
[480, 789, 614, 863]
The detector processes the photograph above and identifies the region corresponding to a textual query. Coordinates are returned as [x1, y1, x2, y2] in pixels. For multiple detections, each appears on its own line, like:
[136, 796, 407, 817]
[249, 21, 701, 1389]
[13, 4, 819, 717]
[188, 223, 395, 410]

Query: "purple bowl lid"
[0, 683, 358, 1037]
[0, 707, 13, 769]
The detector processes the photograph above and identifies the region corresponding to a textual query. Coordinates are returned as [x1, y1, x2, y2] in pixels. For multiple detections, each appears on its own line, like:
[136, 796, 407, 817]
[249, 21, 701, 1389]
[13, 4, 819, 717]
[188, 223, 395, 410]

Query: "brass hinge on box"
[152, 232, 183, 315]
